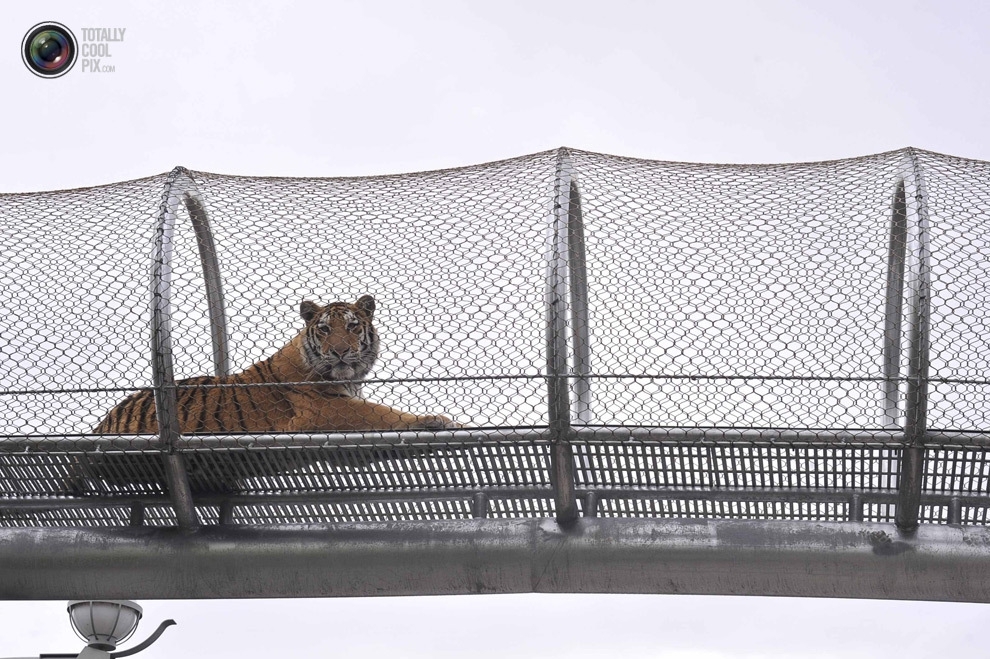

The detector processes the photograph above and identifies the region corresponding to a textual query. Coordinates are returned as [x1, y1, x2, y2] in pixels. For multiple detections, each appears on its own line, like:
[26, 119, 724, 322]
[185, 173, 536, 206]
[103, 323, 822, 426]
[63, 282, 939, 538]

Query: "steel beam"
[3, 519, 990, 602]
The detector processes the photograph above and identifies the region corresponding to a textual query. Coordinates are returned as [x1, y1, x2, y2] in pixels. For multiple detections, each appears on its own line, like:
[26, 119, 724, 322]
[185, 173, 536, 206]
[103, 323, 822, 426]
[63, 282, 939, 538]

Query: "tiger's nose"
[327, 342, 351, 359]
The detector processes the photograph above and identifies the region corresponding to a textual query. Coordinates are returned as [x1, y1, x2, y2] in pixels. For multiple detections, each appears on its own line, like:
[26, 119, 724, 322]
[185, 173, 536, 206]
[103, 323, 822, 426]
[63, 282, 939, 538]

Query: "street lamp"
[1, 600, 175, 659]
[67, 601, 143, 651]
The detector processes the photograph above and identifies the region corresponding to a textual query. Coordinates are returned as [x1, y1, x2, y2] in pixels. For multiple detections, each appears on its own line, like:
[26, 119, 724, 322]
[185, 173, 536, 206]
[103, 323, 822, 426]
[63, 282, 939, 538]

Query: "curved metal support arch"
[546, 149, 586, 524]
[894, 148, 934, 532]
[881, 178, 907, 429]
[180, 176, 231, 378]
[151, 167, 231, 529]
[567, 166, 592, 426]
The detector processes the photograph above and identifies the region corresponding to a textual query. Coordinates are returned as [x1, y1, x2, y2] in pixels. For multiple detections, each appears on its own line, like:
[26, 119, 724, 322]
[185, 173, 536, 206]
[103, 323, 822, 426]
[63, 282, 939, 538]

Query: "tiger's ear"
[300, 300, 321, 323]
[355, 295, 376, 319]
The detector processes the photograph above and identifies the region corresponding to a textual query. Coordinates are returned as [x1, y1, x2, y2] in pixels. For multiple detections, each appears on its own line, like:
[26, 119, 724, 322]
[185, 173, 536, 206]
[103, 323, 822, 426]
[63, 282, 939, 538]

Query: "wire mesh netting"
[1, 147, 990, 527]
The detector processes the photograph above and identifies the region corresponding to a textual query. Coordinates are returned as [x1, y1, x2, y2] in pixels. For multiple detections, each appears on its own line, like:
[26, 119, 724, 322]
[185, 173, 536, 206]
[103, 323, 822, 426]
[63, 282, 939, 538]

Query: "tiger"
[95, 295, 457, 434]
[72, 296, 459, 494]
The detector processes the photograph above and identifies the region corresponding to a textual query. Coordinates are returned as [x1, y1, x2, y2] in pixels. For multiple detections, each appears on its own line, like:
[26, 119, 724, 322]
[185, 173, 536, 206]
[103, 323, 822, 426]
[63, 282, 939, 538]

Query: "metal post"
[849, 494, 864, 523]
[882, 179, 907, 428]
[151, 168, 201, 529]
[583, 491, 600, 518]
[948, 497, 962, 525]
[471, 492, 489, 519]
[894, 149, 933, 533]
[219, 500, 235, 525]
[546, 149, 579, 525]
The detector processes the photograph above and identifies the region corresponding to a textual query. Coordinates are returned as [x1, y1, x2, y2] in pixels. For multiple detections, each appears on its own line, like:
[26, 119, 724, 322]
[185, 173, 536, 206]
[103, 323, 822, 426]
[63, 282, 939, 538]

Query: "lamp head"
[67, 600, 143, 651]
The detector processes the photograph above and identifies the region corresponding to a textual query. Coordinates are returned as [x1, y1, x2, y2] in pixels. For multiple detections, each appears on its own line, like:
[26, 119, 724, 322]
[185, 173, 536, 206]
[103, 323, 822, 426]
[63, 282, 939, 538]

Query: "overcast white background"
[1, 1, 989, 656]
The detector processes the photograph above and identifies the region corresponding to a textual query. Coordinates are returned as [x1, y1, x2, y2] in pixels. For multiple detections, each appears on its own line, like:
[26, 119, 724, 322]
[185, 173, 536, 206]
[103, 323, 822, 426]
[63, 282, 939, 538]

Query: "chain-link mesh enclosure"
[2, 147, 989, 530]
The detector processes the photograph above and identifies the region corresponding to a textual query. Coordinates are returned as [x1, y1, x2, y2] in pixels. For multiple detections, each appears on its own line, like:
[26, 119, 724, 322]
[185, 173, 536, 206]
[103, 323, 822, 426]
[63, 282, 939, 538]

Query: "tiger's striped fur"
[70, 297, 458, 495]
[95, 296, 457, 434]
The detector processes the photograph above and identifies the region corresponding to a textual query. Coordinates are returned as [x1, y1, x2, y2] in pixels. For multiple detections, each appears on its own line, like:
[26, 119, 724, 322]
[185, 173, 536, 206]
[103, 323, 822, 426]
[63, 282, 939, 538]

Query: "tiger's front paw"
[412, 414, 463, 430]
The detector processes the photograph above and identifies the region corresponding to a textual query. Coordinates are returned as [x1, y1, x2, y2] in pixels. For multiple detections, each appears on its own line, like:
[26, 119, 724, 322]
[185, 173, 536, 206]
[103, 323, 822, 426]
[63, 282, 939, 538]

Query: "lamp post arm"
[109, 620, 177, 658]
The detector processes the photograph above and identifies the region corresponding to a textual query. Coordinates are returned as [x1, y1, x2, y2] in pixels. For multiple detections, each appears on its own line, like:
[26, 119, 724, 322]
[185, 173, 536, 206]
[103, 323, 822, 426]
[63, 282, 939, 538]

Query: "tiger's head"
[298, 296, 380, 388]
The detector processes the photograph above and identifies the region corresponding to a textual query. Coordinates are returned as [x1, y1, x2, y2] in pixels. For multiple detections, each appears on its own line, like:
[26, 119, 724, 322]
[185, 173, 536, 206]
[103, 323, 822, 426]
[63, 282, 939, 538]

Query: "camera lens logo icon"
[22, 22, 78, 78]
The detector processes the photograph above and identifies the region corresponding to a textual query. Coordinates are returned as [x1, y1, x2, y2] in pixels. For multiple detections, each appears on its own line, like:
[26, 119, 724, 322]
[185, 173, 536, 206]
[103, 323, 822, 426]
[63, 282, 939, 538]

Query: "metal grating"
[2, 147, 990, 530]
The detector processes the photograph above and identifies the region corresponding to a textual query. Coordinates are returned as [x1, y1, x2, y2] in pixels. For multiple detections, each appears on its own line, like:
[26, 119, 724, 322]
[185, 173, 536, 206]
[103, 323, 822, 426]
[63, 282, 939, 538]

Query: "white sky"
[2, 0, 990, 656]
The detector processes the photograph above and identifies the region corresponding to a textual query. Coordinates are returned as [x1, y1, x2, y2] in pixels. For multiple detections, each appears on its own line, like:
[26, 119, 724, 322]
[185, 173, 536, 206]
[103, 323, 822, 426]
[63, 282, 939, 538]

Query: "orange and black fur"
[95, 296, 455, 435]
[72, 296, 458, 494]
